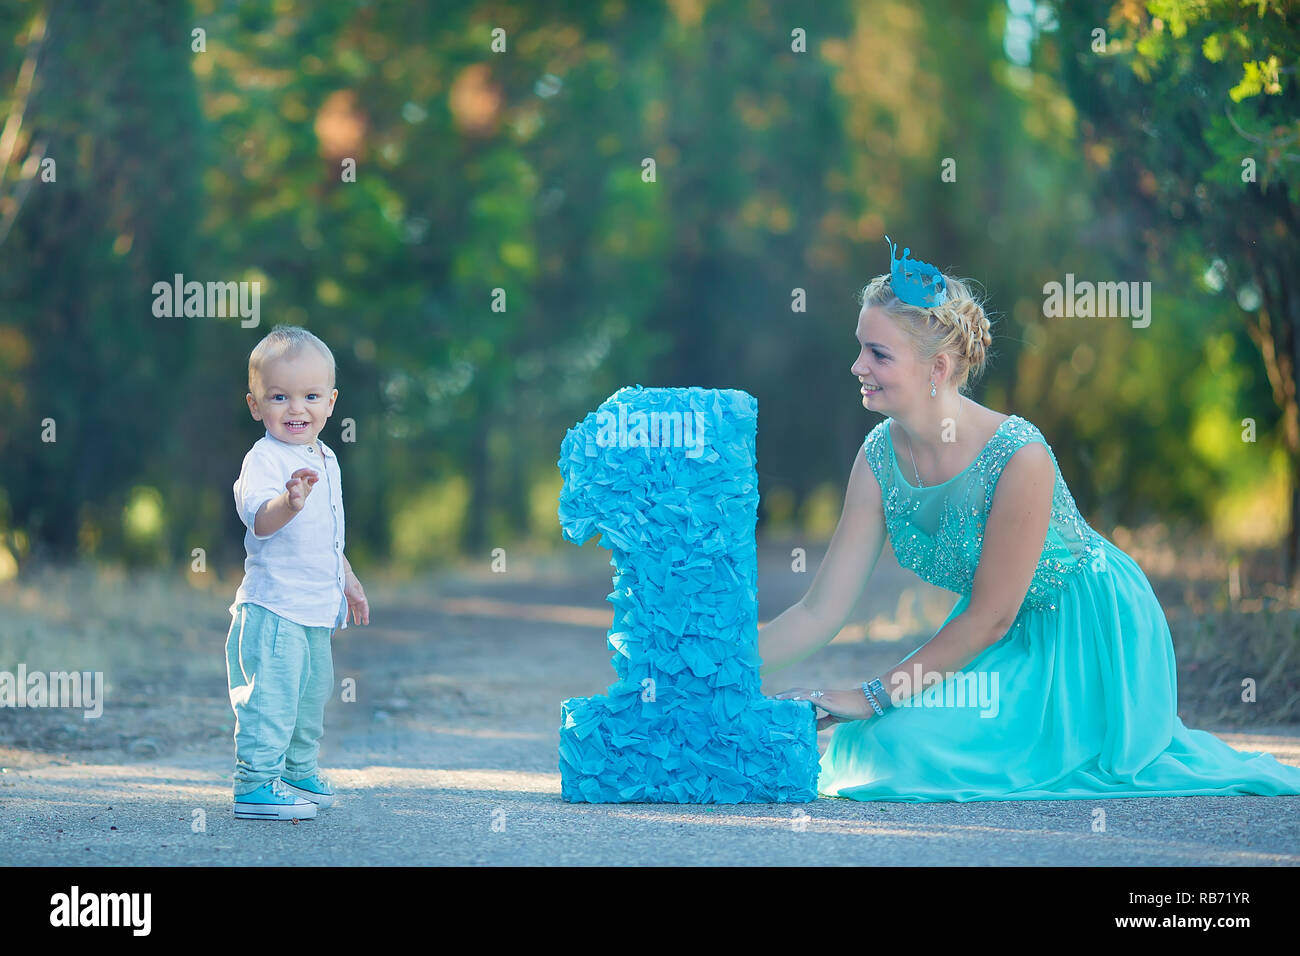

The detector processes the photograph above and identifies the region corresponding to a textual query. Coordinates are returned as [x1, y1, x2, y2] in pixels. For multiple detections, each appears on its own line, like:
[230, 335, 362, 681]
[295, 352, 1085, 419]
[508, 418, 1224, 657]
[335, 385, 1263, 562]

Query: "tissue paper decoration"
[556, 385, 820, 802]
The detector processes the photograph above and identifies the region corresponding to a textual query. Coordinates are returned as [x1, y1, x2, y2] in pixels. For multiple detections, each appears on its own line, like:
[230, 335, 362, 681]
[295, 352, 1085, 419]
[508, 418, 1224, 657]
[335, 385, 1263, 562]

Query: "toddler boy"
[226, 325, 369, 820]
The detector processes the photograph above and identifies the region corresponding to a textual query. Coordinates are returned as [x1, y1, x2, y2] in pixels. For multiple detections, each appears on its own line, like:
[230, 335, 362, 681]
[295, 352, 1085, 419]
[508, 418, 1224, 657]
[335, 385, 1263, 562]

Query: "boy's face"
[246, 348, 338, 445]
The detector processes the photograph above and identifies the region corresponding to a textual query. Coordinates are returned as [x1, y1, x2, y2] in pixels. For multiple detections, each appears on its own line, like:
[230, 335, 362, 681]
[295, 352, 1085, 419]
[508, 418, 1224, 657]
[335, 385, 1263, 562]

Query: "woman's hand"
[775, 687, 873, 729]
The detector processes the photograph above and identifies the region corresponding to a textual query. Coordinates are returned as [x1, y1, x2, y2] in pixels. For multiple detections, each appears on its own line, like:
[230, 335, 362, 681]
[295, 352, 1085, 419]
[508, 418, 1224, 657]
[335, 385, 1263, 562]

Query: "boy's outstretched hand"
[286, 467, 320, 512]
[344, 570, 369, 625]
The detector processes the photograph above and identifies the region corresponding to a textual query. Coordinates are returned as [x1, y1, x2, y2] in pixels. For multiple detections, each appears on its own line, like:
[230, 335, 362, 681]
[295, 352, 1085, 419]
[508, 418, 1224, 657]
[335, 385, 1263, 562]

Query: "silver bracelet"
[861, 682, 885, 717]
[867, 678, 891, 711]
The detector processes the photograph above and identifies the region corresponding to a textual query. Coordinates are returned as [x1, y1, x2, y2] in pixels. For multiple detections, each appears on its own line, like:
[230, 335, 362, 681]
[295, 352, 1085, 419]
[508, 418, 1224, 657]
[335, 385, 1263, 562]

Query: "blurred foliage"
[0, 0, 1293, 580]
[1041, 0, 1299, 577]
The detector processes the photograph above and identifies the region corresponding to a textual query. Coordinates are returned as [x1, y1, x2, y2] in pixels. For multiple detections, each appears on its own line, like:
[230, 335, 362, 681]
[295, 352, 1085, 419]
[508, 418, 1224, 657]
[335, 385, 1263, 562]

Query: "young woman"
[760, 238, 1300, 801]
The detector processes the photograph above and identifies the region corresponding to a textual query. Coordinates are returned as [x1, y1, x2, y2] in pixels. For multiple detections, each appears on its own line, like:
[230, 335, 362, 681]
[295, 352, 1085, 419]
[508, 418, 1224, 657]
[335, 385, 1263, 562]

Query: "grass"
[1113, 524, 1300, 725]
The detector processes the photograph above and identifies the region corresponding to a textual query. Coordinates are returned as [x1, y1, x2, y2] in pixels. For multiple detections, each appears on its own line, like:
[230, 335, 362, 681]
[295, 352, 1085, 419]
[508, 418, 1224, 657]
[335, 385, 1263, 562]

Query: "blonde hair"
[247, 325, 336, 394]
[856, 270, 995, 395]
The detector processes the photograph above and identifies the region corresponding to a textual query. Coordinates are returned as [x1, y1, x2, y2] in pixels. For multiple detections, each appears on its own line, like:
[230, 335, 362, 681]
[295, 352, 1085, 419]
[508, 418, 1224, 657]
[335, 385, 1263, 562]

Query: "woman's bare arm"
[758, 444, 887, 677]
[878, 442, 1056, 700]
[774, 441, 1056, 722]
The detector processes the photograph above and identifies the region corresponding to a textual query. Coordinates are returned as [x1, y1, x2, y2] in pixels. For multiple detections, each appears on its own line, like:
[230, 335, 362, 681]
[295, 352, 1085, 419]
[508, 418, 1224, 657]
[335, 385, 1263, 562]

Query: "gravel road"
[2, 544, 1297, 866]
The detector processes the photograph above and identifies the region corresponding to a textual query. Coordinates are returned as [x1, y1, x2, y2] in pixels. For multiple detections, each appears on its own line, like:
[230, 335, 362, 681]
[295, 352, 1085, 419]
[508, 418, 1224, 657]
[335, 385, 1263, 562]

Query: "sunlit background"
[0, 0, 1295, 593]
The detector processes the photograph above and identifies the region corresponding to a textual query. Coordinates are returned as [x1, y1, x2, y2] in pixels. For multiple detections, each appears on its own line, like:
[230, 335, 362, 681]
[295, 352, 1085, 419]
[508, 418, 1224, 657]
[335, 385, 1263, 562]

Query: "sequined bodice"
[863, 414, 1104, 616]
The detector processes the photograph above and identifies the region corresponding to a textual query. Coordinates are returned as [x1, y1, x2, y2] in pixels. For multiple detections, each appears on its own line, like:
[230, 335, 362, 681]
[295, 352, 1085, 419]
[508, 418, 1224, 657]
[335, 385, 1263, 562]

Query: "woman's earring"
[930, 381, 937, 397]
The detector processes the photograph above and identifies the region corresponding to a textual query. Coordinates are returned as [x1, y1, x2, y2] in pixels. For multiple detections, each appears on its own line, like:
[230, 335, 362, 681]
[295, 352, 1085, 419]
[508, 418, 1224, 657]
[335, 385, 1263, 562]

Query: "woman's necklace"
[904, 396, 964, 488]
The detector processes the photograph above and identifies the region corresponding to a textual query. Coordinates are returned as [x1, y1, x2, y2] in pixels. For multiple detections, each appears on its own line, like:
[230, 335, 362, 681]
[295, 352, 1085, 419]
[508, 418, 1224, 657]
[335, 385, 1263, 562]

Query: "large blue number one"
[557, 386, 820, 802]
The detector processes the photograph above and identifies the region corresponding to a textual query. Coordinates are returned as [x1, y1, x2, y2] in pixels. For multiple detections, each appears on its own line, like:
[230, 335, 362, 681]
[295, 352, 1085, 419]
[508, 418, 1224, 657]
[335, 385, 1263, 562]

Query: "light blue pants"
[225, 602, 335, 796]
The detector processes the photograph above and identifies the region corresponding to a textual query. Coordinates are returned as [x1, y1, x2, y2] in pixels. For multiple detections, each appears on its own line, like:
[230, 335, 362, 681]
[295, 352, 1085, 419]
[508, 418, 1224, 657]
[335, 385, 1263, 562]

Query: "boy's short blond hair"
[247, 325, 336, 394]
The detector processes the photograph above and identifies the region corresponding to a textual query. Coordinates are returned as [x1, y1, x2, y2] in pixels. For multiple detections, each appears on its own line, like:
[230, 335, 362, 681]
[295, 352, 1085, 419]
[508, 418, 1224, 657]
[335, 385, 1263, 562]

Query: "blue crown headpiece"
[886, 235, 948, 308]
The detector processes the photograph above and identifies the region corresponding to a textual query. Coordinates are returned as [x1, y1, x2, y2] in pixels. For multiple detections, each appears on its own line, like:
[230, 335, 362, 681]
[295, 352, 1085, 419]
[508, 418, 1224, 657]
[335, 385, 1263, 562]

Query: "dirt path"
[2, 545, 1298, 865]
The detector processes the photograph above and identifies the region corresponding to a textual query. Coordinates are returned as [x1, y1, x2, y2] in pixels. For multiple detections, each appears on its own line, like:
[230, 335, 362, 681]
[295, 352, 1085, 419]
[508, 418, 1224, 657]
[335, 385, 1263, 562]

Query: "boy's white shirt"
[230, 429, 348, 630]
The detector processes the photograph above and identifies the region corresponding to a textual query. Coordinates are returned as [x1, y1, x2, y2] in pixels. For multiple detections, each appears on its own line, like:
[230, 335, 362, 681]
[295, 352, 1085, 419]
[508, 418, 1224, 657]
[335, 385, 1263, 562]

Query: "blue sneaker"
[234, 779, 317, 821]
[281, 771, 336, 809]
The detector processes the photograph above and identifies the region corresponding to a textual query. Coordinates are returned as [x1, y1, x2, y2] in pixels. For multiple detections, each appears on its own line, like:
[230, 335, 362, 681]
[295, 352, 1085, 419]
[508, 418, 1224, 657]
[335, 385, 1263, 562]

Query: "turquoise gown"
[817, 414, 1300, 801]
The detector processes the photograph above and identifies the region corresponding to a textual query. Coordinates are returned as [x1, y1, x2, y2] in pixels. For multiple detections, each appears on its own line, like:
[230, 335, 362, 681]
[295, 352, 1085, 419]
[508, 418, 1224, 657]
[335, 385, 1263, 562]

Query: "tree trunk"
[464, 405, 490, 555]
[1242, 254, 1300, 592]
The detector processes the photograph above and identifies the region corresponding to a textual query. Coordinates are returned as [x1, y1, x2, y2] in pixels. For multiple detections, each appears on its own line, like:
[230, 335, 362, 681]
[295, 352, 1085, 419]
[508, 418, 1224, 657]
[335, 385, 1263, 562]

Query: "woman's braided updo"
[856, 269, 995, 395]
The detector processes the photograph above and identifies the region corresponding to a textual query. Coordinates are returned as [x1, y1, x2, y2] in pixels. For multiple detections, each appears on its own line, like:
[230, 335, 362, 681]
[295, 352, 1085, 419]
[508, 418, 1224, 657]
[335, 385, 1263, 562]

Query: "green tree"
[1042, 0, 1300, 583]
[0, 0, 203, 564]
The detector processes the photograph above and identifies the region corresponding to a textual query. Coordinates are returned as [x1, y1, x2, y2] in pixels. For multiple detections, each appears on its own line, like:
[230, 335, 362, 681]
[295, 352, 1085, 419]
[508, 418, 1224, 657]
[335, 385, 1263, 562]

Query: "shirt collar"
[264, 429, 335, 460]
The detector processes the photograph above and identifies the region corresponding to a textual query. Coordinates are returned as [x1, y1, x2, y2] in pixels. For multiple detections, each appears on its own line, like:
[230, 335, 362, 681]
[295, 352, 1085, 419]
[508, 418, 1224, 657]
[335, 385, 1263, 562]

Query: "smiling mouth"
[286, 421, 309, 429]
